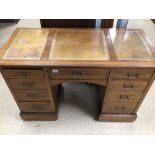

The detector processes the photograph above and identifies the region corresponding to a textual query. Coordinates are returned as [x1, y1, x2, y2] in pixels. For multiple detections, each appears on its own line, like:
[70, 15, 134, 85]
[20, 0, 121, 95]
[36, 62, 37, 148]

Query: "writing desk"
[0, 28, 155, 122]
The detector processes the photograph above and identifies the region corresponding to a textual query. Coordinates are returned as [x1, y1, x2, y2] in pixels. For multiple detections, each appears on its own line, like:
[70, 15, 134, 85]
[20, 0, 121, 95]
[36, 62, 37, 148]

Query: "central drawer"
[9, 79, 46, 90]
[48, 67, 109, 79]
[14, 90, 49, 101]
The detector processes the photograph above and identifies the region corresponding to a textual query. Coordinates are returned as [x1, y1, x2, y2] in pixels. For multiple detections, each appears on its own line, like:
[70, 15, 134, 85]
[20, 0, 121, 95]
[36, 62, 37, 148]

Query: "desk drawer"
[103, 104, 136, 114]
[19, 102, 52, 112]
[9, 79, 46, 90]
[15, 90, 49, 101]
[106, 92, 142, 103]
[109, 80, 148, 92]
[111, 69, 153, 80]
[48, 67, 109, 79]
[3, 69, 44, 78]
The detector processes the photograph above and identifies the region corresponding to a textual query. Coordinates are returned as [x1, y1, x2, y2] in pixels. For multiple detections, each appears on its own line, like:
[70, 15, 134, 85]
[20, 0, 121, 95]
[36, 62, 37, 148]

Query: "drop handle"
[119, 95, 130, 101]
[72, 71, 85, 76]
[17, 72, 30, 77]
[32, 104, 42, 110]
[123, 84, 133, 90]
[27, 93, 38, 98]
[127, 72, 139, 79]
[116, 106, 127, 112]
[22, 82, 34, 87]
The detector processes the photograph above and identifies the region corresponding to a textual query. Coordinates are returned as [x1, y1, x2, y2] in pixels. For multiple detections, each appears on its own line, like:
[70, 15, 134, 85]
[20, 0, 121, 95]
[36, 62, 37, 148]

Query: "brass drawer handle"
[127, 72, 139, 79]
[123, 84, 133, 90]
[115, 106, 127, 112]
[72, 71, 85, 76]
[52, 69, 59, 74]
[22, 82, 34, 87]
[119, 95, 130, 100]
[27, 93, 38, 98]
[32, 104, 42, 110]
[17, 72, 30, 77]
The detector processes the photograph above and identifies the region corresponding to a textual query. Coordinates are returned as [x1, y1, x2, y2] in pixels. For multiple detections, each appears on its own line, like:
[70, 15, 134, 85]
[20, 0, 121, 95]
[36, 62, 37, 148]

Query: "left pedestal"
[2, 68, 58, 121]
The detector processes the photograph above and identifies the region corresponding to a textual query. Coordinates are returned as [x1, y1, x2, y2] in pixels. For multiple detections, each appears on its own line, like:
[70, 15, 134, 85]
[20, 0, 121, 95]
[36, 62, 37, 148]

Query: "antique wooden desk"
[0, 28, 155, 122]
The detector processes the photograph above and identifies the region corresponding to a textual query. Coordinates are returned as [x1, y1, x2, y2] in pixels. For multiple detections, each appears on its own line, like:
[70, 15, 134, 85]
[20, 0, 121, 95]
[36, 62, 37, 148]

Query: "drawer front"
[48, 67, 109, 79]
[102, 104, 136, 114]
[109, 80, 148, 92]
[15, 90, 49, 101]
[106, 92, 142, 103]
[3, 69, 44, 78]
[19, 102, 52, 112]
[111, 69, 153, 80]
[103, 101, 138, 108]
[9, 79, 46, 90]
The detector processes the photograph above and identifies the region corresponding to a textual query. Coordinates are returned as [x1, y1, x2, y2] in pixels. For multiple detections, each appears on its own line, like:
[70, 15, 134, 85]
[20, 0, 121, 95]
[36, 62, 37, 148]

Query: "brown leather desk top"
[0, 28, 155, 67]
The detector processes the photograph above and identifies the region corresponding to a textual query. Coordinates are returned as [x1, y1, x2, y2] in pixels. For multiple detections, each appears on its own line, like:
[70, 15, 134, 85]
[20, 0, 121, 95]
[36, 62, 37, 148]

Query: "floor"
[0, 19, 155, 134]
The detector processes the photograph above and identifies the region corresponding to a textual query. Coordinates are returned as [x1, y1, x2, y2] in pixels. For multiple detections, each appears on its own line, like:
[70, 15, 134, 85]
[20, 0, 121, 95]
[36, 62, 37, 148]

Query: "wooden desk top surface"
[0, 28, 155, 68]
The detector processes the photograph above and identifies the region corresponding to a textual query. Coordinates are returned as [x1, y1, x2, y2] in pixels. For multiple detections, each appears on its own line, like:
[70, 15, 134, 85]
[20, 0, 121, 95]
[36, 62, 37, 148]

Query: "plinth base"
[20, 112, 58, 121]
[99, 113, 137, 122]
